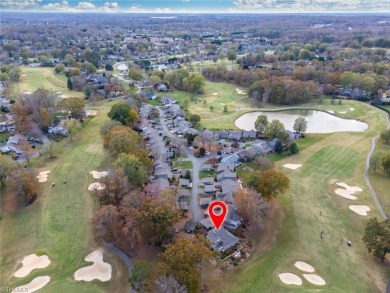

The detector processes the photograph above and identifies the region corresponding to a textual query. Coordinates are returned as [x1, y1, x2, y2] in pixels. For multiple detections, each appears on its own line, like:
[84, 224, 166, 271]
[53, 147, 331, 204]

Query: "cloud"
[0, 0, 42, 9]
[154, 7, 171, 13]
[233, 0, 390, 11]
[42, 1, 69, 10]
[103, 1, 118, 8]
[75, 1, 95, 9]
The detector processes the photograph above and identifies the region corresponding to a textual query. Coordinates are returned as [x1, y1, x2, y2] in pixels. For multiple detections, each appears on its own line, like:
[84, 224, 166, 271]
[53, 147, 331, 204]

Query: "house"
[199, 217, 214, 230]
[206, 227, 239, 252]
[228, 131, 242, 141]
[222, 179, 240, 195]
[242, 130, 257, 139]
[180, 201, 189, 212]
[48, 126, 69, 136]
[143, 92, 157, 100]
[160, 96, 176, 105]
[204, 184, 216, 194]
[216, 162, 235, 174]
[237, 145, 265, 161]
[178, 188, 190, 200]
[200, 197, 212, 208]
[267, 138, 280, 152]
[221, 153, 241, 168]
[184, 221, 197, 233]
[201, 164, 212, 172]
[203, 177, 214, 185]
[217, 169, 237, 182]
[215, 130, 229, 139]
[224, 205, 241, 230]
[287, 130, 302, 140]
[179, 178, 191, 188]
[157, 84, 168, 92]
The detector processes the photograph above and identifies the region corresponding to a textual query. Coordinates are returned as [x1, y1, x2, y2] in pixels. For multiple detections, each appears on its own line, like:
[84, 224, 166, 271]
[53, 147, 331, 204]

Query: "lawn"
[0, 103, 128, 292]
[173, 160, 192, 169]
[14, 67, 84, 98]
[204, 101, 390, 293]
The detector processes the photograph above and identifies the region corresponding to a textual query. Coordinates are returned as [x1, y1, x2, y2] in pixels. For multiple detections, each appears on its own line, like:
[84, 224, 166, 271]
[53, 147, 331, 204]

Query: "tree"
[380, 129, 390, 144]
[136, 198, 180, 243]
[382, 153, 390, 173]
[128, 67, 143, 81]
[10, 103, 29, 132]
[18, 137, 31, 163]
[81, 61, 96, 74]
[39, 108, 51, 132]
[104, 126, 142, 158]
[227, 50, 237, 62]
[157, 237, 212, 293]
[0, 155, 15, 189]
[254, 115, 269, 132]
[235, 188, 269, 232]
[223, 105, 228, 112]
[293, 117, 308, 133]
[54, 63, 66, 74]
[8, 166, 39, 206]
[289, 142, 299, 154]
[84, 86, 92, 99]
[199, 147, 206, 157]
[100, 120, 122, 136]
[274, 139, 284, 154]
[246, 169, 290, 200]
[60, 97, 84, 118]
[130, 261, 150, 293]
[92, 205, 119, 242]
[362, 217, 390, 261]
[66, 118, 81, 141]
[155, 275, 187, 293]
[189, 114, 201, 126]
[264, 120, 288, 140]
[370, 153, 381, 173]
[105, 64, 114, 71]
[67, 77, 73, 90]
[209, 105, 214, 112]
[107, 102, 138, 126]
[116, 153, 148, 187]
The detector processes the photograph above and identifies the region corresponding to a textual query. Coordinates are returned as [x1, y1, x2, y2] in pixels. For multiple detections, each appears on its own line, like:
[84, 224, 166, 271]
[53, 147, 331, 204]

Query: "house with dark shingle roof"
[206, 227, 239, 252]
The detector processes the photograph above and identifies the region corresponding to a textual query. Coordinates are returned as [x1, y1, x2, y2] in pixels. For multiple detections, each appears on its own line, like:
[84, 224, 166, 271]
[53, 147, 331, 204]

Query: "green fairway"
[168, 81, 252, 130]
[0, 103, 128, 292]
[15, 67, 84, 98]
[205, 101, 390, 293]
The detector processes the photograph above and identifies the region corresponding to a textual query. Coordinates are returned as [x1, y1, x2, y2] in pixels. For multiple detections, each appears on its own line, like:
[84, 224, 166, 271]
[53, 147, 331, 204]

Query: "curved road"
[364, 109, 390, 220]
[157, 108, 207, 222]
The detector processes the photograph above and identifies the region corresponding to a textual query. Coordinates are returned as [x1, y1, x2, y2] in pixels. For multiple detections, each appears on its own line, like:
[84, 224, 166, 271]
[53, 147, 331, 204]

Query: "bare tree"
[155, 275, 187, 293]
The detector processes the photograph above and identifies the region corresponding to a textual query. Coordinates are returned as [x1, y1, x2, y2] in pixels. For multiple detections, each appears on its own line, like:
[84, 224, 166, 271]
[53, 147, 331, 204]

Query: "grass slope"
[205, 102, 390, 293]
[0, 104, 128, 292]
[15, 67, 84, 98]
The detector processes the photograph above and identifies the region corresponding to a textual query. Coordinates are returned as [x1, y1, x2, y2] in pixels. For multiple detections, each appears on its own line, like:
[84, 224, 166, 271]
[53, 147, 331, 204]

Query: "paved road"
[157, 107, 206, 222]
[105, 242, 134, 293]
[364, 109, 390, 220]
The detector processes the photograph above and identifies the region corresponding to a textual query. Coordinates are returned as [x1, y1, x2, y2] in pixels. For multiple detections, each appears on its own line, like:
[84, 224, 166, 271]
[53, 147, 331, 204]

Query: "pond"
[235, 109, 368, 133]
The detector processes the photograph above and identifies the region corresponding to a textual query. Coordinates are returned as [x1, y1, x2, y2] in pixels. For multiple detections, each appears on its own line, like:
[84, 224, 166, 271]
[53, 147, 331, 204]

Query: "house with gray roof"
[179, 178, 191, 188]
[206, 227, 239, 252]
[224, 205, 241, 230]
[199, 217, 214, 230]
[242, 130, 257, 139]
[228, 131, 242, 141]
[204, 184, 216, 194]
[215, 130, 229, 139]
[203, 177, 215, 185]
[217, 169, 237, 182]
[200, 197, 212, 208]
[221, 153, 241, 168]
[216, 162, 235, 174]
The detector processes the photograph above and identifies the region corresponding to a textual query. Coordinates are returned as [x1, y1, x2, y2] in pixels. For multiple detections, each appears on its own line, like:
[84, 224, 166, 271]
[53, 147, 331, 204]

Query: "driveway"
[157, 107, 207, 222]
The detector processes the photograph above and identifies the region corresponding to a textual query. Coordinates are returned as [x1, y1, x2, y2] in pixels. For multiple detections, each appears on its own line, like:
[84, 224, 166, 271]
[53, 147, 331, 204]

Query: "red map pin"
[208, 201, 228, 230]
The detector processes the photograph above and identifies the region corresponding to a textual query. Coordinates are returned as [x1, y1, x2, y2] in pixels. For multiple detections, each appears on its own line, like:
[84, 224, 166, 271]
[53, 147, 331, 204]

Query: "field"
[205, 101, 390, 293]
[13, 67, 84, 98]
[167, 81, 252, 130]
[0, 103, 128, 292]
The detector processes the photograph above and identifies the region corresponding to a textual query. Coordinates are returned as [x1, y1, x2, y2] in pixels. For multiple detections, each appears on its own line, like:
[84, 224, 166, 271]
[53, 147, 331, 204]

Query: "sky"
[1, 0, 390, 13]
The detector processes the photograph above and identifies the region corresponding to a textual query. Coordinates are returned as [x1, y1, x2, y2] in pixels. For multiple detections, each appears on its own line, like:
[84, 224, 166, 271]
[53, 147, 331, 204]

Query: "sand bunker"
[14, 276, 51, 292]
[23, 91, 32, 94]
[303, 274, 326, 285]
[85, 110, 98, 116]
[278, 273, 302, 285]
[212, 92, 218, 95]
[37, 170, 51, 183]
[338, 111, 347, 114]
[349, 205, 370, 216]
[14, 254, 51, 278]
[350, 108, 355, 111]
[334, 182, 362, 200]
[294, 261, 315, 273]
[74, 250, 112, 282]
[283, 164, 302, 170]
[88, 182, 105, 191]
[89, 170, 108, 179]
[327, 110, 334, 114]
[235, 88, 246, 95]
